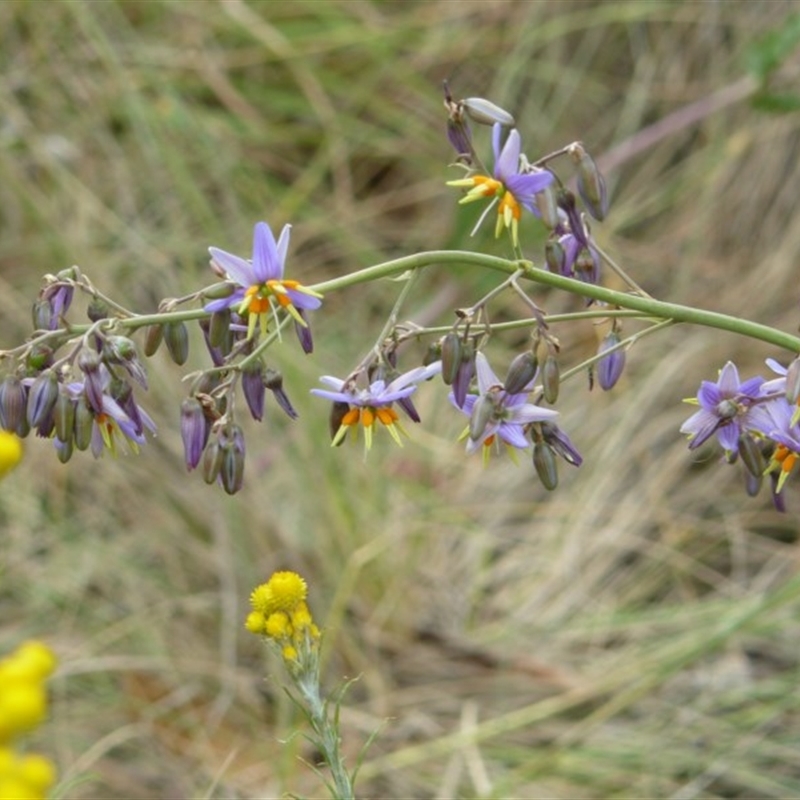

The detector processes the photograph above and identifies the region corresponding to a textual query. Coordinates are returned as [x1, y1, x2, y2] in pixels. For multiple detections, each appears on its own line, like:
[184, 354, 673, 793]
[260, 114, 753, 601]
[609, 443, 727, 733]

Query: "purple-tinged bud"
[557, 188, 589, 249]
[504, 351, 538, 395]
[208, 309, 232, 350]
[55, 389, 75, 444]
[105, 336, 148, 389]
[462, 97, 515, 127]
[738, 433, 765, 479]
[0, 376, 28, 434]
[329, 401, 350, 443]
[181, 397, 209, 471]
[241, 361, 266, 422]
[575, 247, 601, 285]
[785, 356, 800, 405]
[32, 299, 53, 332]
[219, 424, 245, 495]
[452, 342, 475, 409]
[596, 331, 625, 391]
[545, 239, 566, 274]
[533, 442, 559, 490]
[87, 297, 109, 322]
[570, 143, 608, 221]
[441, 333, 462, 386]
[164, 322, 189, 366]
[542, 355, 559, 404]
[745, 469, 762, 497]
[143, 324, 163, 357]
[77, 349, 105, 414]
[27, 344, 54, 372]
[55, 436, 74, 464]
[539, 421, 582, 467]
[109, 377, 145, 436]
[535, 184, 560, 230]
[446, 119, 472, 163]
[43, 282, 74, 325]
[294, 309, 314, 354]
[26, 370, 59, 429]
[469, 390, 499, 442]
[74, 396, 93, 451]
[264, 368, 298, 420]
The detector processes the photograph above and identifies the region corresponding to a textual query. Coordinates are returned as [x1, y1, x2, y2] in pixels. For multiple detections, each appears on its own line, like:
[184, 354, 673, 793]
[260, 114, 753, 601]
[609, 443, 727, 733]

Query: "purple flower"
[450, 352, 558, 457]
[447, 124, 554, 245]
[205, 222, 323, 344]
[747, 396, 800, 494]
[311, 362, 441, 452]
[680, 361, 764, 452]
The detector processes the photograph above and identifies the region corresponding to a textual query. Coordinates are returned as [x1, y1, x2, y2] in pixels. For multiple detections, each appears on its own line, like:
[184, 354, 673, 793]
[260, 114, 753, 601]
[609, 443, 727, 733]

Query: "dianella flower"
[447, 124, 554, 246]
[680, 361, 764, 453]
[747, 395, 800, 494]
[205, 221, 323, 349]
[450, 352, 559, 463]
[311, 362, 441, 453]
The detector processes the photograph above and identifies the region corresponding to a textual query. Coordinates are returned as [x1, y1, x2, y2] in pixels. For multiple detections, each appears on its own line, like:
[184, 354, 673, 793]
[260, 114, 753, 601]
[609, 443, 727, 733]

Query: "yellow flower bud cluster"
[245, 572, 320, 665]
[0, 432, 22, 480]
[0, 641, 57, 800]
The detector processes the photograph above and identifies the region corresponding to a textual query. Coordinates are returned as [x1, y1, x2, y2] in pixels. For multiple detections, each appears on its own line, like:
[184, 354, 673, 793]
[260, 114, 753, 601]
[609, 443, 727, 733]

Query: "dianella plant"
[3, 81, 800, 797]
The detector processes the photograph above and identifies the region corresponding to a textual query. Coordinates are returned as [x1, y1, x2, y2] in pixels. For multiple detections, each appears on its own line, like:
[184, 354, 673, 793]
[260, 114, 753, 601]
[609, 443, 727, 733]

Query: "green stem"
[310, 251, 800, 354]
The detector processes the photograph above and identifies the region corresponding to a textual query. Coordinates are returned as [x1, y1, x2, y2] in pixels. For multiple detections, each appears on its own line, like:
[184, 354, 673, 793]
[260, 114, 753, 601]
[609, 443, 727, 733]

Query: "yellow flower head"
[249, 571, 307, 617]
[264, 611, 291, 640]
[0, 432, 22, 480]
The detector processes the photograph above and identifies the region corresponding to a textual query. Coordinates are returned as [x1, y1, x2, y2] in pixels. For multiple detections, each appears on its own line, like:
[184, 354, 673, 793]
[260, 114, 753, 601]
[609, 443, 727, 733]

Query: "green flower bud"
[533, 442, 558, 490]
[0, 376, 27, 434]
[441, 333, 462, 386]
[542, 355, 560, 404]
[55, 389, 76, 444]
[143, 324, 164, 357]
[462, 97, 515, 126]
[164, 322, 189, 365]
[56, 435, 74, 464]
[504, 351, 538, 395]
[74, 396, 94, 451]
[570, 143, 608, 221]
[87, 297, 109, 322]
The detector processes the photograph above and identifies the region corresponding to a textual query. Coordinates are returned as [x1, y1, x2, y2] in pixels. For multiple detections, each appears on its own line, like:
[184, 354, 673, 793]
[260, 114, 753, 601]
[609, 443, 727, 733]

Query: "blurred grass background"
[2, 1, 800, 797]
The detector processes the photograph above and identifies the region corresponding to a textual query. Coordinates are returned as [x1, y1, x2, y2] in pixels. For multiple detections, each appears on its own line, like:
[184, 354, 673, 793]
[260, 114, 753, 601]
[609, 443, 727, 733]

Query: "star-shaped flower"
[205, 221, 322, 349]
[311, 362, 441, 453]
[450, 352, 558, 461]
[447, 124, 554, 246]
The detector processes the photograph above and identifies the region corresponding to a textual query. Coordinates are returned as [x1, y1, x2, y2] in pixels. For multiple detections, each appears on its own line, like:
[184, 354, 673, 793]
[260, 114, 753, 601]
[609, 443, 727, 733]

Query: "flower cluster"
[681, 358, 800, 509]
[0, 641, 58, 800]
[245, 571, 321, 676]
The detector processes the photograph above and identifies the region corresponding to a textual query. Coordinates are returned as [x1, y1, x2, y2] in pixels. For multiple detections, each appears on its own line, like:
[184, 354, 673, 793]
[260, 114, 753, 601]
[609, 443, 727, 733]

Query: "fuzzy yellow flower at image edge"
[0, 641, 58, 800]
[0, 432, 22, 480]
[246, 571, 321, 667]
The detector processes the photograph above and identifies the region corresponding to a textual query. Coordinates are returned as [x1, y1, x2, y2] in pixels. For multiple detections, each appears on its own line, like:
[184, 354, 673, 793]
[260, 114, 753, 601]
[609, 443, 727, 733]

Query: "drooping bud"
[202, 428, 224, 484]
[180, 397, 209, 471]
[0, 376, 28, 434]
[535, 184, 560, 230]
[294, 308, 314, 354]
[164, 322, 189, 365]
[42, 281, 74, 326]
[77, 348, 105, 414]
[545, 238, 566, 274]
[241, 361, 266, 421]
[574, 246, 600, 285]
[143, 324, 164, 357]
[744, 469, 762, 497]
[542, 355, 560, 404]
[219, 424, 246, 495]
[87, 297, 109, 322]
[738, 433, 765, 479]
[462, 97, 515, 127]
[539, 421, 582, 467]
[452, 341, 475, 409]
[533, 442, 558, 490]
[264, 368, 298, 419]
[26, 370, 59, 430]
[56, 435, 74, 464]
[596, 331, 625, 391]
[73, 396, 94, 451]
[503, 351, 538, 395]
[208, 308, 232, 350]
[441, 333, 462, 386]
[55, 389, 76, 444]
[469, 391, 499, 442]
[570, 142, 608, 221]
[32, 299, 53, 331]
